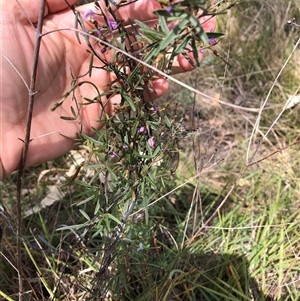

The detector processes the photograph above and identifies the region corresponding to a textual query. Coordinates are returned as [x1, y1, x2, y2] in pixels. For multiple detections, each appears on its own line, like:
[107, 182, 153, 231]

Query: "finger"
[144, 78, 169, 101]
[8, 0, 78, 23]
[46, 0, 78, 14]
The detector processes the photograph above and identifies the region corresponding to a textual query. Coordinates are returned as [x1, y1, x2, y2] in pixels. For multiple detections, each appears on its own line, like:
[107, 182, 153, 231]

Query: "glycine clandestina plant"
[52, 0, 236, 287]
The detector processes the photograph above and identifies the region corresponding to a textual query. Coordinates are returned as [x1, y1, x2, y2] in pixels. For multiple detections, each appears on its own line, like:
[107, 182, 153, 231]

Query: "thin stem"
[15, 0, 46, 299]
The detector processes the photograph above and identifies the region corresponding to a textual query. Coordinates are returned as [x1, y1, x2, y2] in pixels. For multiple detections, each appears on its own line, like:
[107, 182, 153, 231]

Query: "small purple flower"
[110, 151, 118, 158]
[138, 126, 147, 134]
[83, 9, 95, 22]
[107, 17, 118, 31]
[166, 6, 173, 13]
[153, 104, 158, 113]
[89, 29, 100, 38]
[94, 29, 101, 37]
[100, 47, 106, 54]
[148, 137, 155, 148]
[209, 38, 217, 45]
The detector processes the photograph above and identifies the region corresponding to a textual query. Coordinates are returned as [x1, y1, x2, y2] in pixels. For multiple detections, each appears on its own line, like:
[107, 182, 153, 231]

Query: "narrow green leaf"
[105, 213, 122, 225]
[134, 19, 165, 41]
[75, 11, 81, 44]
[164, 115, 172, 128]
[60, 116, 77, 121]
[191, 38, 201, 67]
[88, 53, 94, 77]
[189, 13, 209, 45]
[79, 209, 90, 221]
[70, 105, 77, 118]
[122, 92, 136, 112]
[77, 195, 95, 206]
[94, 199, 101, 215]
[152, 145, 161, 157]
[131, 120, 139, 137]
[158, 14, 169, 34]
[142, 45, 161, 64]
[207, 32, 225, 39]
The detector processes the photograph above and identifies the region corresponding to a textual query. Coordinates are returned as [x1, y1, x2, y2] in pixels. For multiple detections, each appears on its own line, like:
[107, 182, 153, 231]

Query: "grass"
[1, 0, 300, 300]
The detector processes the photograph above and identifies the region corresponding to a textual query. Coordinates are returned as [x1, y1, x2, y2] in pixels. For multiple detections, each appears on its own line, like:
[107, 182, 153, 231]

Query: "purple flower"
[110, 151, 118, 158]
[208, 28, 216, 44]
[89, 29, 100, 38]
[100, 47, 106, 54]
[153, 104, 158, 113]
[148, 137, 155, 148]
[107, 17, 118, 31]
[83, 9, 95, 22]
[94, 29, 101, 37]
[138, 126, 147, 134]
[209, 38, 217, 45]
[166, 6, 173, 13]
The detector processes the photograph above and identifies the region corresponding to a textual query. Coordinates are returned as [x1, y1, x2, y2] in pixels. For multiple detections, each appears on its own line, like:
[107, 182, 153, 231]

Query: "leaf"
[188, 13, 209, 45]
[158, 14, 170, 34]
[159, 16, 189, 51]
[94, 199, 101, 215]
[79, 209, 91, 221]
[122, 92, 136, 112]
[70, 105, 78, 118]
[75, 11, 81, 44]
[144, 173, 156, 186]
[134, 19, 165, 42]
[178, 0, 206, 7]
[164, 115, 172, 128]
[131, 120, 139, 137]
[207, 32, 225, 39]
[76, 195, 95, 206]
[142, 44, 161, 64]
[181, 52, 196, 68]
[60, 116, 77, 121]
[88, 53, 94, 77]
[191, 38, 201, 67]
[105, 213, 122, 225]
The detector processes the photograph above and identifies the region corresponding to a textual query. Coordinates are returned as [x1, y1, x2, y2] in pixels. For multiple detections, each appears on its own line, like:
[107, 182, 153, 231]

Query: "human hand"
[0, 0, 216, 180]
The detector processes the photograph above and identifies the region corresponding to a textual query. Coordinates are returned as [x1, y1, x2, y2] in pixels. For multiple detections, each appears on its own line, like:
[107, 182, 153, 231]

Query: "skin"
[0, 0, 216, 180]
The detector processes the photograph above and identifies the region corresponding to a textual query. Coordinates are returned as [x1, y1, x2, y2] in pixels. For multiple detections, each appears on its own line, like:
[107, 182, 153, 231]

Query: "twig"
[15, 0, 46, 299]
[246, 138, 300, 167]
